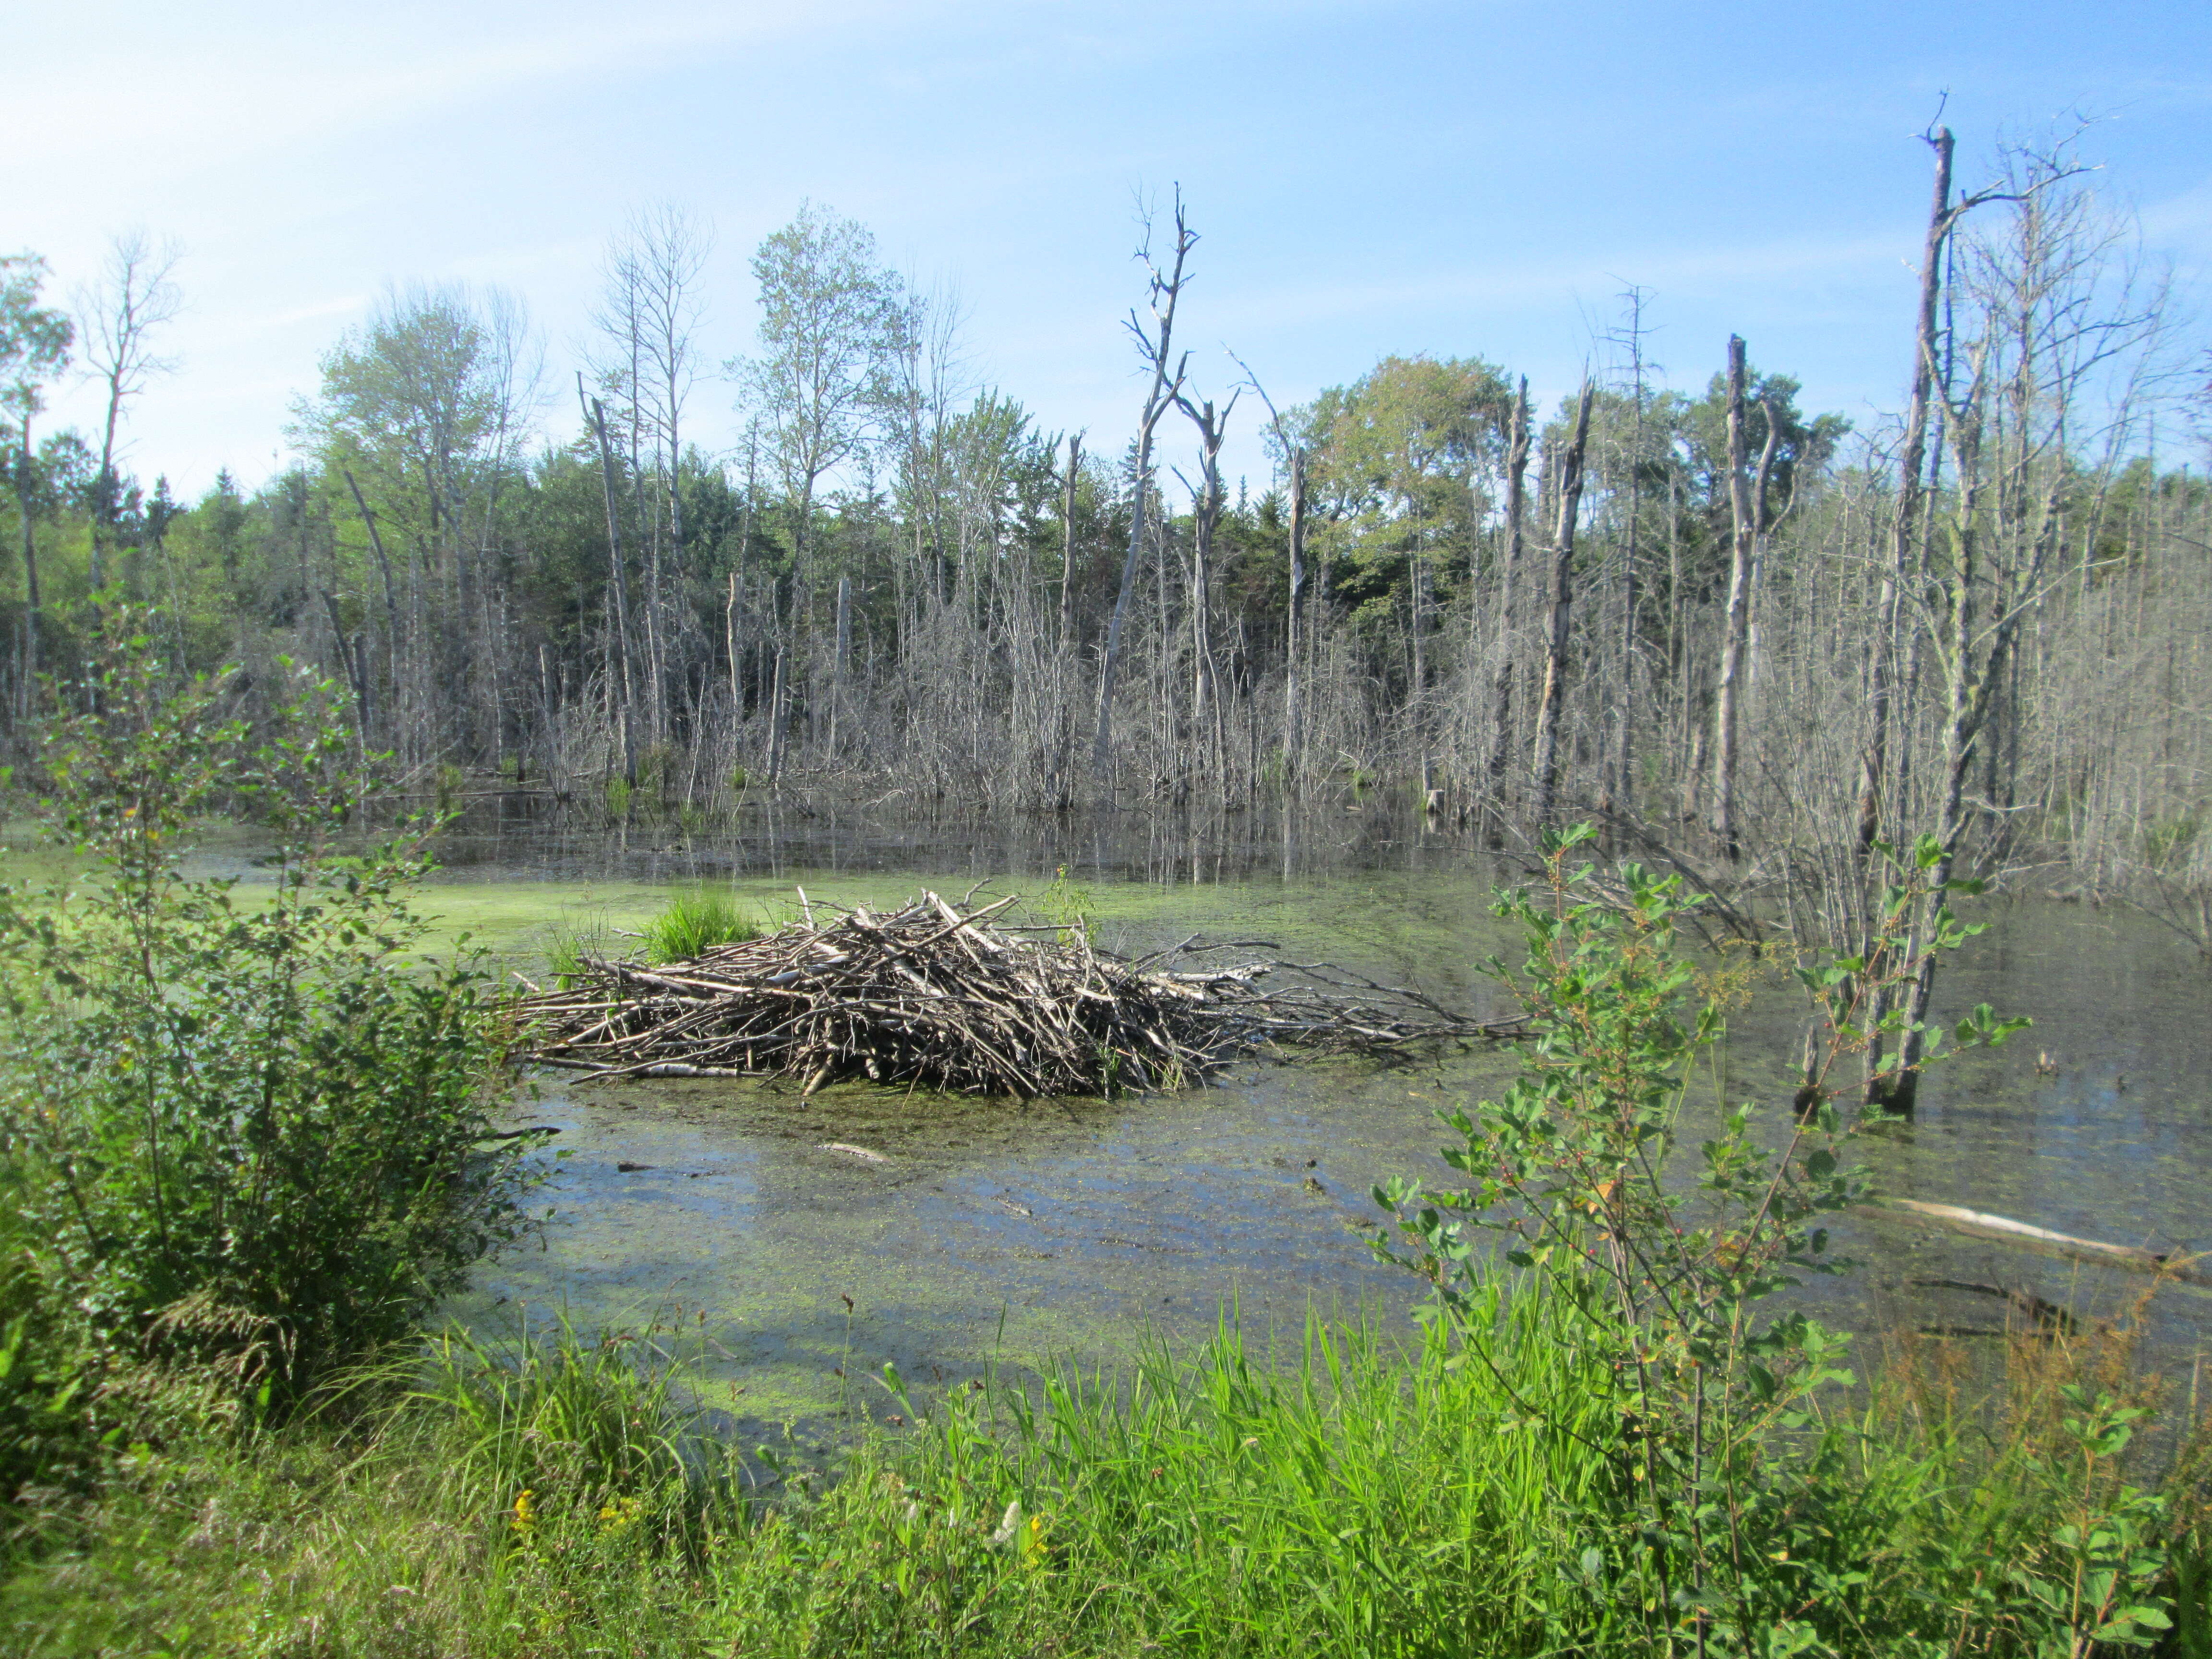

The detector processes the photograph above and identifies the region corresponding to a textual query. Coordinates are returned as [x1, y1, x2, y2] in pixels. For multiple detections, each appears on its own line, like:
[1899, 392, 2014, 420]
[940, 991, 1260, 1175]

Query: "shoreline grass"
[4, 1291, 2204, 1657]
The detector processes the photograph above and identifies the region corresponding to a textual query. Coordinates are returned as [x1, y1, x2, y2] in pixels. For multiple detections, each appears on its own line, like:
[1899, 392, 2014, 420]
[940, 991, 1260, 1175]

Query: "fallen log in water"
[513, 890, 1526, 1097]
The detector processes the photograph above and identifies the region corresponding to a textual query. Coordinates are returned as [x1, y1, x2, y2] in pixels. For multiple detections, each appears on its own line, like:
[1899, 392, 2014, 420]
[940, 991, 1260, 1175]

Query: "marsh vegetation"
[0, 630, 2202, 1653]
[4, 112, 2212, 1653]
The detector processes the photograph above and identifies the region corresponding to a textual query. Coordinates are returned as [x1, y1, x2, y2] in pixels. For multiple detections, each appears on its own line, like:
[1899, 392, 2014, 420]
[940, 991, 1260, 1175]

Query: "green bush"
[645, 892, 760, 963]
[0, 613, 535, 1435]
[1366, 825, 2204, 1657]
[433, 759, 466, 814]
[1035, 865, 1096, 941]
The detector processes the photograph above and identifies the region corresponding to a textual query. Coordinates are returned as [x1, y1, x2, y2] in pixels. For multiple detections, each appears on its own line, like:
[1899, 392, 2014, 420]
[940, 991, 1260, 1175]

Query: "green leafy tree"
[1299, 353, 1513, 626]
[1, 254, 76, 687]
[733, 202, 905, 579]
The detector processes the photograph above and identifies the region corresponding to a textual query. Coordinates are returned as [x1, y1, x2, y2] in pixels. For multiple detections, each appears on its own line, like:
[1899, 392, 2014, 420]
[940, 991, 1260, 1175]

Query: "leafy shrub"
[0, 614, 535, 1430]
[1035, 865, 1096, 941]
[433, 760, 466, 814]
[1366, 825, 2208, 1656]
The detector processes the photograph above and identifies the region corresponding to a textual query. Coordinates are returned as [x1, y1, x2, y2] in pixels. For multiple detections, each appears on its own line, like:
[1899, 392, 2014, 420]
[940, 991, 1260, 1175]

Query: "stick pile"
[514, 890, 1524, 1097]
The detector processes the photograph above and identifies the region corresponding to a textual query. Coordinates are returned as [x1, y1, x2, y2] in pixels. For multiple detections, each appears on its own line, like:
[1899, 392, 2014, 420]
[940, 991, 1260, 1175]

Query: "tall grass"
[5, 1289, 2204, 1656]
[646, 891, 761, 962]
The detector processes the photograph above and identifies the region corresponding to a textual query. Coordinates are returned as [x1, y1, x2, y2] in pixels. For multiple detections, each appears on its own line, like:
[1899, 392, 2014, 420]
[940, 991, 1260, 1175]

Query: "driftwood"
[514, 890, 1525, 1097]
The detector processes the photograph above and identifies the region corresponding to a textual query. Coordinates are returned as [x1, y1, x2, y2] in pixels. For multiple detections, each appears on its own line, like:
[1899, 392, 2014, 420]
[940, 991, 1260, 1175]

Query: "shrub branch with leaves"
[0, 610, 536, 1481]
[1372, 823, 2069, 1656]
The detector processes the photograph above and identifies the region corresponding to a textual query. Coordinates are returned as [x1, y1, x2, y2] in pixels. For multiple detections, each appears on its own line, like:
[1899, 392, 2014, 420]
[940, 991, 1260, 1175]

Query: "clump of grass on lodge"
[644, 890, 762, 963]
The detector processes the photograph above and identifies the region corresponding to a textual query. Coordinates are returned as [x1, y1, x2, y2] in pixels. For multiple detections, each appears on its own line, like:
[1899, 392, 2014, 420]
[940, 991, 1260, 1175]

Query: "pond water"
[399, 798, 2212, 1431]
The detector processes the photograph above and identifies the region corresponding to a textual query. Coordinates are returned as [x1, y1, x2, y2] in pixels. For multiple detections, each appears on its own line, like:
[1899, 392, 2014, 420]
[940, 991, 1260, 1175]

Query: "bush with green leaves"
[1368, 824, 2197, 1656]
[0, 613, 535, 1446]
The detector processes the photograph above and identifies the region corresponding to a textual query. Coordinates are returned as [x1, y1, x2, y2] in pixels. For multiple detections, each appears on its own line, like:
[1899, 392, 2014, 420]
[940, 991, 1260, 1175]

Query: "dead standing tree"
[1057, 429, 1083, 649]
[1485, 375, 1533, 838]
[579, 374, 639, 788]
[1874, 138, 2121, 1114]
[1230, 351, 1309, 787]
[1092, 192, 1194, 785]
[592, 204, 713, 752]
[1173, 387, 1238, 803]
[1854, 124, 2052, 867]
[1529, 380, 1595, 828]
[76, 230, 182, 595]
[1710, 335, 1780, 862]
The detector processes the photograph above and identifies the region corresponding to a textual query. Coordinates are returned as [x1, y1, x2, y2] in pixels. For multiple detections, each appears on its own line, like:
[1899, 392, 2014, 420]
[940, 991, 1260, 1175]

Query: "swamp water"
[289, 803, 2212, 1429]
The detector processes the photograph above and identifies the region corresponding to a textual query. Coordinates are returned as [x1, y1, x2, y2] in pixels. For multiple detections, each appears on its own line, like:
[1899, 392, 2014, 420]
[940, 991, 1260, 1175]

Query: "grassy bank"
[4, 1294, 2206, 1657]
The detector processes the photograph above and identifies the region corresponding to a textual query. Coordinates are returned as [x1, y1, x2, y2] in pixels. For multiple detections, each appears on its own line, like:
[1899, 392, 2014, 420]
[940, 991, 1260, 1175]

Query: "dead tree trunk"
[1283, 445, 1307, 783]
[1712, 337, 1755, 861]
[1858, 129, 1959, 862]
[1176, 390, 1238, 804]
[1229, 355, 1307, 789]
[581, 380, 639, 788]
[1485, 377, 1532, 841]
[1529, 382, 1595, 829]
[1093, 194, 1194, 785]
[1058, 432, 1082, 651]
[340, 467, 402, 748]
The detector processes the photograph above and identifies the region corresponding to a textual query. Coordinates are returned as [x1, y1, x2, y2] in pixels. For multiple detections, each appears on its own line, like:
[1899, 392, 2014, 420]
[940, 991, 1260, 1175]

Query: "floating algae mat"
[515, 889, 1524, 1096]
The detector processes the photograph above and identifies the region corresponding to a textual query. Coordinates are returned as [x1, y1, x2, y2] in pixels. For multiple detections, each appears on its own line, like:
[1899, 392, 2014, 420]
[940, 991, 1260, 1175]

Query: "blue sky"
[8, 0, 2210, 496]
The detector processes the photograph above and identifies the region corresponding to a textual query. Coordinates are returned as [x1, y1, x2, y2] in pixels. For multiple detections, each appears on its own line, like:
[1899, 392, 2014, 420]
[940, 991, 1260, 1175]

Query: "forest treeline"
[4, 133, 2211, 968]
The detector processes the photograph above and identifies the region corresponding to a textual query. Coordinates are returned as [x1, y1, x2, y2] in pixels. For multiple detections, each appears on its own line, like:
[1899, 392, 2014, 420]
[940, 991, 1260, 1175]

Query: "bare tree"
[1853, 124, 2066, 865]
[1093, 190, 1194, 781]
[1710, 335, 1779, 861]
[1878, 136, 2149, 1111]
[580, 374, 639, 787]
[593, 204, 712, 744]
[1530, 381, 1596, 827]
[1057, 430, 1083, 649]
[1174, 387, 1238, 799]
[1229, 353, 1309, 787]
[1485, 376, 1533, 835]
[76, 229, 183, 591]
[886, 278, 974, 616]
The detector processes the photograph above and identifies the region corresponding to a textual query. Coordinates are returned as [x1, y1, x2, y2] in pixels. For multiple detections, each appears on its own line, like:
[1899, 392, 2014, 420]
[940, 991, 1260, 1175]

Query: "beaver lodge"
[513, 890, 1526, 1097]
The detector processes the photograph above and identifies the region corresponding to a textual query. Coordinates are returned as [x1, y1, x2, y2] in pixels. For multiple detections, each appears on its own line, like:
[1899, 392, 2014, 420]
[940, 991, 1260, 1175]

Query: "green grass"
[644, 891, 763, 963]
[4, 1291, 2204, 1658]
